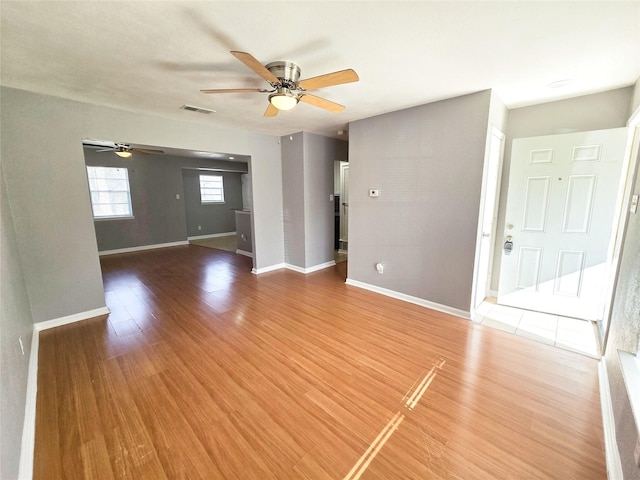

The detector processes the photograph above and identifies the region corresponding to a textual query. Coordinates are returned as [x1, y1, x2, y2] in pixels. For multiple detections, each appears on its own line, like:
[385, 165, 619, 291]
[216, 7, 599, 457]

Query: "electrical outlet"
[18, 336, 25, 355]
[198, 225, 202, 231]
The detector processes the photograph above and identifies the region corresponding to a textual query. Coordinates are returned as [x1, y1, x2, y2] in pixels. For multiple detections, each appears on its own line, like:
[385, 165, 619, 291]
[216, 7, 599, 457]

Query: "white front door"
[498, 128, 628, 320]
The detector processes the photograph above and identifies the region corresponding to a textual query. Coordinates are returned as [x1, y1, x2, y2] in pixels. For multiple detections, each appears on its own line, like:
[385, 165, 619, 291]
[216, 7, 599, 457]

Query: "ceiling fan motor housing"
[266, 61, 301, 88]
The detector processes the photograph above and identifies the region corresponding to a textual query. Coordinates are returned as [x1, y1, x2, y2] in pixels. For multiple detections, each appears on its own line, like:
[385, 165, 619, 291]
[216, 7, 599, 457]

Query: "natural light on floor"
[473, 299, 599, 357]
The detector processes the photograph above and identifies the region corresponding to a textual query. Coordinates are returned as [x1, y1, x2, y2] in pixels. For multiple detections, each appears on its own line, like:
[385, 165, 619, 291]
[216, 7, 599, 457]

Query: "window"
[86, 166, 133, 219]
[199, 174, 225, 204]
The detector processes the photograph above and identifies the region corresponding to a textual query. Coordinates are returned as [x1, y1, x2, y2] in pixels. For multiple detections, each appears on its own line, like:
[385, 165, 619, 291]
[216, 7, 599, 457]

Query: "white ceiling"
[1, 1, 639, 140]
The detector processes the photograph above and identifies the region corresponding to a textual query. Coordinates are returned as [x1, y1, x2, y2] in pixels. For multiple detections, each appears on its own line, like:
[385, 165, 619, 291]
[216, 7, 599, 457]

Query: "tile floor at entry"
[473, 299, 600, 357]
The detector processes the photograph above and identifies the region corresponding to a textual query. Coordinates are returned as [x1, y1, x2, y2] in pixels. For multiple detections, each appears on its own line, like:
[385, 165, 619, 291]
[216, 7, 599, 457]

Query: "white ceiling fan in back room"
[83, 140, 165, 158]
[200, 51, 359, 117]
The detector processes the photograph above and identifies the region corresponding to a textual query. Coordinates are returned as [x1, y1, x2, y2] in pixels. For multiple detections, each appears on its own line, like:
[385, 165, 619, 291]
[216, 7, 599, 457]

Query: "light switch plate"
[630, 194, 638, 214]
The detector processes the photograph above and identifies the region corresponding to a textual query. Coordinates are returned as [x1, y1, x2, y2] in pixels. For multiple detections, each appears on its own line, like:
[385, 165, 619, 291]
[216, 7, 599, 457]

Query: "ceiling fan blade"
[133, 148, 165, 155]
[298, 69, 359, 91]
[230, 51, 279, 84]
[299, 94, 345, 113]
[264, 103, 279, 117]
[200, 88, 269, 94]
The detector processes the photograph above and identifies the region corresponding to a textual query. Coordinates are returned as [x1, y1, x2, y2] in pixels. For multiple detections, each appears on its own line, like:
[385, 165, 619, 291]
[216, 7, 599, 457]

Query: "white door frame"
[471, 126, 505, 315]
[601, 108, 640, 353]
[339, 162, 349, 247]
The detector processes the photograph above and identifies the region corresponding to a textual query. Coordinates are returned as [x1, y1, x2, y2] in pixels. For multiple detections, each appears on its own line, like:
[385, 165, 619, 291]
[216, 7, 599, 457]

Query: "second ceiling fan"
[201, 51, 359, 117]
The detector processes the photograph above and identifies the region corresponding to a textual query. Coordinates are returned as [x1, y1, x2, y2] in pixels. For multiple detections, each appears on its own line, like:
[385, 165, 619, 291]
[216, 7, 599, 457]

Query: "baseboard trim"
[598, 358, 623, 479]
[345, 278, 470, 320]
[99, 240, 188, 256]
[236, 249, 253, 258]
[188, 231, 236, 241]
[18, 328, 39, 480]
[286, 261, 336, 274]
[252, 260, 337, 275]
[252, 263, 286, 275]
[35, 306, 111, 331]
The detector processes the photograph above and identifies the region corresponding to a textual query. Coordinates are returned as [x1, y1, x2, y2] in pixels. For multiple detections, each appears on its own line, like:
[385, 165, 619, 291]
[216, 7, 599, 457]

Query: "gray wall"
[0, 168, 35, 480]
[235, 212, 253, 254]
[629, 77, 640, 114]
[1, 86, 284, 324]
[282, 132, 306, 267]
[348, 90, 492, 312]
[281, 132, 347, 269]
[491, 87, 634, 291]
[182, 169, 244, 238]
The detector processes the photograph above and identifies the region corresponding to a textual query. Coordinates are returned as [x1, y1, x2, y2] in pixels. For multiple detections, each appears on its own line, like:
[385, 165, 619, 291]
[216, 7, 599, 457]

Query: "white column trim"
[18, 328, 39, 480]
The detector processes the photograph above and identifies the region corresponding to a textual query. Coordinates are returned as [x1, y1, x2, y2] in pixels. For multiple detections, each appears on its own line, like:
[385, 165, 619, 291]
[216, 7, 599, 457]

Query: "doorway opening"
[82, 139, 256, 269]
[473, 126, 636, 356]
[471, 127, 505, 312]
[334, 160, 349, 265]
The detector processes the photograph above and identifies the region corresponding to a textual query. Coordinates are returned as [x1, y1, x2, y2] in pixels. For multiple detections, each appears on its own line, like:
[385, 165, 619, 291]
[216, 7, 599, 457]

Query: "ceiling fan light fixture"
[115, 146, 132, 158]
[269, 91, 299, 111]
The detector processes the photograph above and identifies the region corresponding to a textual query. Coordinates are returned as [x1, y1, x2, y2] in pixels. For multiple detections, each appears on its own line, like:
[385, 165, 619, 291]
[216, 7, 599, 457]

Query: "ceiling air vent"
[180, 105, 216, 114]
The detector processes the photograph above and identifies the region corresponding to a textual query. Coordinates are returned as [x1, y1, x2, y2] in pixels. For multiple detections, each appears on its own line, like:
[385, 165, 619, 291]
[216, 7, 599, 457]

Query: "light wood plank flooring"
[34, 246, 606, 479]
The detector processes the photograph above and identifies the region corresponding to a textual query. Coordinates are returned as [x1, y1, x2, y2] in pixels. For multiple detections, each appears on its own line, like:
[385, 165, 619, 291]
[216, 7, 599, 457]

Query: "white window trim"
[87, 166, 134, 220]
[93, 215, 136, 222]
[199, 174, 225, 205]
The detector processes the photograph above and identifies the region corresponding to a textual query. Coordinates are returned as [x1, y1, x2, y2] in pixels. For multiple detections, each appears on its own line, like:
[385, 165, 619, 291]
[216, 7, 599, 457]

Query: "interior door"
[340, 164, 349, 244]
[498, 128, 628, 320]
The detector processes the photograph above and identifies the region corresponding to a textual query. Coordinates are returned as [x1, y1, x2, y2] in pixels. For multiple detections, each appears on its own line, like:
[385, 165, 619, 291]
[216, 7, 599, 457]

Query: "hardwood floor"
[34, 246, 606, 479]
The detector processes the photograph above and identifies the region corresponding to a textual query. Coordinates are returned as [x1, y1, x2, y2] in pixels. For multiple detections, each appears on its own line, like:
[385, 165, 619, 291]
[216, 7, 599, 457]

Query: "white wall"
[348, 90, 492, 312]
[1, 87, 284, 323]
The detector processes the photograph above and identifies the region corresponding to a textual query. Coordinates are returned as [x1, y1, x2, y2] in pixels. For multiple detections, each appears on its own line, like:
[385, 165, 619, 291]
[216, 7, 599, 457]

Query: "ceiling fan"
[86, 142, 165, 158]
[201, 51, 359, 117]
